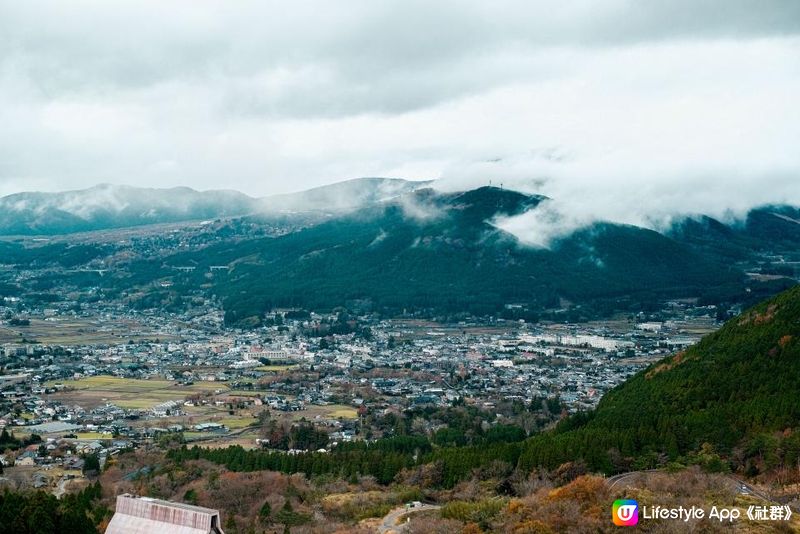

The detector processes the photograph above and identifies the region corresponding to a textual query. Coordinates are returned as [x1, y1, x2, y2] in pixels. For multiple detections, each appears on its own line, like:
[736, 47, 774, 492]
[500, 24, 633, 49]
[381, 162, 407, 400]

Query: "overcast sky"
[1, 0, 799, 234]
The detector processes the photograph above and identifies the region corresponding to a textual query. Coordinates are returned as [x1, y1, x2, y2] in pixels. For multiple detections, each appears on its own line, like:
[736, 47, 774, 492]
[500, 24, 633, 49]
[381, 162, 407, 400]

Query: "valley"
[1, 182, 800, 532]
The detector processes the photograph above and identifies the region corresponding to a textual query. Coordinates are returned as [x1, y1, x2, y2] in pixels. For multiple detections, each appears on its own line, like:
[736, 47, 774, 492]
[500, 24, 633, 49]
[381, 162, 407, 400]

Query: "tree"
[275, 499, 310, 530]
[183, 489, 198, 505]
[259, 501, 272, 523]
[83, 453, 100, 476]
[224, 514, 237, 534]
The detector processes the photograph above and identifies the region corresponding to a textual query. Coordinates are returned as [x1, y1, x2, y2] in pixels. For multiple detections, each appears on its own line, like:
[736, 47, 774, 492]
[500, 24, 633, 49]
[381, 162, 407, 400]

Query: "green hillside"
[175, 187, 743, 325]
[518, 283, 800, 474]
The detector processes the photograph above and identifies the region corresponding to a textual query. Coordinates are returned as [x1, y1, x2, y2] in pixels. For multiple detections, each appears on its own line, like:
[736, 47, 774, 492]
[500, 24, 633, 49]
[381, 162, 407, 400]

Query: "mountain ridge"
[0, 178, 431, 235]
[163, 186, 748, 324]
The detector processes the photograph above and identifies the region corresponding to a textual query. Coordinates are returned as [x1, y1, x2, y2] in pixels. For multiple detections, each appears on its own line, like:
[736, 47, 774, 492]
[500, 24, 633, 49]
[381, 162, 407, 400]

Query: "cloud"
[0, 0, 798, 232]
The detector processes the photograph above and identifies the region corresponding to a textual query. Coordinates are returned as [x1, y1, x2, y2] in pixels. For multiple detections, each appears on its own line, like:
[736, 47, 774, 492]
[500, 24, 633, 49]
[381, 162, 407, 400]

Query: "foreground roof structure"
[106, 493, 225, 534]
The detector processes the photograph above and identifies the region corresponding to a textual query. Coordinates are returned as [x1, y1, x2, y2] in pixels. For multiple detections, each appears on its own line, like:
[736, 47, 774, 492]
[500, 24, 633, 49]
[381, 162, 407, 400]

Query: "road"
[606, 470, 774, 503]
[606, 469, 660, 490]
[378, 504, 441, 534]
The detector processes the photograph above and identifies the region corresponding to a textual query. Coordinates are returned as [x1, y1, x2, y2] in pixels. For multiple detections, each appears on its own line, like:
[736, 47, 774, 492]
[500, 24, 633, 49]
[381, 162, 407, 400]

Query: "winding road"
[606, 470, 775, 503]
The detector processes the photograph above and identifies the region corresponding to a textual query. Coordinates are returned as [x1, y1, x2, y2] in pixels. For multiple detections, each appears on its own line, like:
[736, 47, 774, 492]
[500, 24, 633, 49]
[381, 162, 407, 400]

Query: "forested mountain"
[184, 186, 746, 325]
[669, 205, 800, 263]
[3, 181, 799, 324]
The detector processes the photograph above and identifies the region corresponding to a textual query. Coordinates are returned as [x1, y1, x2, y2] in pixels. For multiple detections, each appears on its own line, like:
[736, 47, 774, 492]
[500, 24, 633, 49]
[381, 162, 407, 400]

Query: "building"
[0, 373, 30, 390]
[15, 451, 36, 466]
[106, 494, 225, 534]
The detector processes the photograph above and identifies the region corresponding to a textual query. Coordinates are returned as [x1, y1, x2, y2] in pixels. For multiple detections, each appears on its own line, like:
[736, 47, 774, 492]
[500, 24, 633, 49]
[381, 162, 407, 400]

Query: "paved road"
[378, 504, 441, 534]
[606, 470, 774, 503]
[606, 469, 660, 490]
[727, 476, 774, 503]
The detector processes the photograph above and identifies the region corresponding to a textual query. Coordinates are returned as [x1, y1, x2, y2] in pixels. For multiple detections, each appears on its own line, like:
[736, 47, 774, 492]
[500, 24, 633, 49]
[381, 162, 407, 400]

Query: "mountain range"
[1, 179, 799, 324]
[205, 186, 746, 324]
[0, 178, 430, 235]
[147, 184, 796, 325]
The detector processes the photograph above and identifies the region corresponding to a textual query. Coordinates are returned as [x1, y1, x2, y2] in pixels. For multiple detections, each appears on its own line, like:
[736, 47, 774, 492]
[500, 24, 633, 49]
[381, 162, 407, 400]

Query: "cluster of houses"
[0, 298, 725, 494]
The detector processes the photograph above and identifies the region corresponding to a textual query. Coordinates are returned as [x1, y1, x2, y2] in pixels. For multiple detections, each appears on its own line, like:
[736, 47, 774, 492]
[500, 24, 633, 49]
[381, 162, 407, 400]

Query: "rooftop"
[105, 494, 225, 534]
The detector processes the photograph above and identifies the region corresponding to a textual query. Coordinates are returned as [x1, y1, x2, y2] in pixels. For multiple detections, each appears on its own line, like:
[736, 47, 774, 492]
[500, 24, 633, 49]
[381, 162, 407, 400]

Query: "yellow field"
[328, 407, 358, 419]
[46, 376, 228, 409]
[75, 432, 111, 440]
[255, 365, 298, 372]
[286, 404, 358, 421]
[217, 416, 258, 429]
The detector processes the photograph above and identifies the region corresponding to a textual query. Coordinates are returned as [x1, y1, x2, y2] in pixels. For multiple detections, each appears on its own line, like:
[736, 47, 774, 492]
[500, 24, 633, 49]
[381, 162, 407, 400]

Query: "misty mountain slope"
[518, 282, 800, 473]
[745, 206, 800, 246]
[257, 177, 432, 214]
[159, 186, 744, 325]
[0, 178, 431, 235]
[669, 205, 800, 262]
[0, 184, 258, 235]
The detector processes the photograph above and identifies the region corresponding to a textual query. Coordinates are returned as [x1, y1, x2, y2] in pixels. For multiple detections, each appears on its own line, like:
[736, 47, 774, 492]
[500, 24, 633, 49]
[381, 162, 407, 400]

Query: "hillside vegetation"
[519, 283, 800, 475]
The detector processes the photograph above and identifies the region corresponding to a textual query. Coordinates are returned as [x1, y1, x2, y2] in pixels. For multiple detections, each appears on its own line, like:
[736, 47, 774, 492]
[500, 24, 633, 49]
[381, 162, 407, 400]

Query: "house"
[78, 441, 104, 455]
[16, 451, 36, 466]
[63, 457, 85, 470]
[33, 472, 49, 488]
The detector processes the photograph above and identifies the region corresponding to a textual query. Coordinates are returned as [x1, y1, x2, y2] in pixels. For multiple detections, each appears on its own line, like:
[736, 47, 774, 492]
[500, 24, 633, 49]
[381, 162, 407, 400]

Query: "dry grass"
[0, 317, 177, 344]
[255, 364, 298, 372]
[75, 432, 111, 440]
[46, 376, 227, 409]
[328, 407, 358, 419]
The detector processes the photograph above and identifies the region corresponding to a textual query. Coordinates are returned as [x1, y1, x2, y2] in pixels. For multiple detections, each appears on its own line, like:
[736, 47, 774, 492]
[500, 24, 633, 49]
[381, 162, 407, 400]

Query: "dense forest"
[0, 482, 104, 533]
[188, 187, 747, 325]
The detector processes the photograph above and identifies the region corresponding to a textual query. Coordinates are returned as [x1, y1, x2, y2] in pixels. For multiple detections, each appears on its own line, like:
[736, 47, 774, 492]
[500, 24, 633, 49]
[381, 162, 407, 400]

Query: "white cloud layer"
[1, 0, 799, 243]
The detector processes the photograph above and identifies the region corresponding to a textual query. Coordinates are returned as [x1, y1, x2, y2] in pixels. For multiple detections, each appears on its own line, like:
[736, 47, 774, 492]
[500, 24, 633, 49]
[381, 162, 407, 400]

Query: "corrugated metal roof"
[106, 494, 224, 534]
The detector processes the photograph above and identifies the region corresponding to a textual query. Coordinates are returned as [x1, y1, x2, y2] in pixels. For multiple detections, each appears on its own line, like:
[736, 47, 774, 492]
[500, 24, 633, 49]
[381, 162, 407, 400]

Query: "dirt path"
[377, 504, 440, 534]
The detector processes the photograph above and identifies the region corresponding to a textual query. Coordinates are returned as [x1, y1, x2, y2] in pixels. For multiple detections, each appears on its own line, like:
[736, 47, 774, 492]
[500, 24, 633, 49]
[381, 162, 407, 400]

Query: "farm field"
[45, 376, 227, 409]
[283, 403, 358, 422]
[0, 316, 178, 345]
[327, 407, 358, 419]
[254, 364, 298, 372]
[75, 432, 111, 440]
